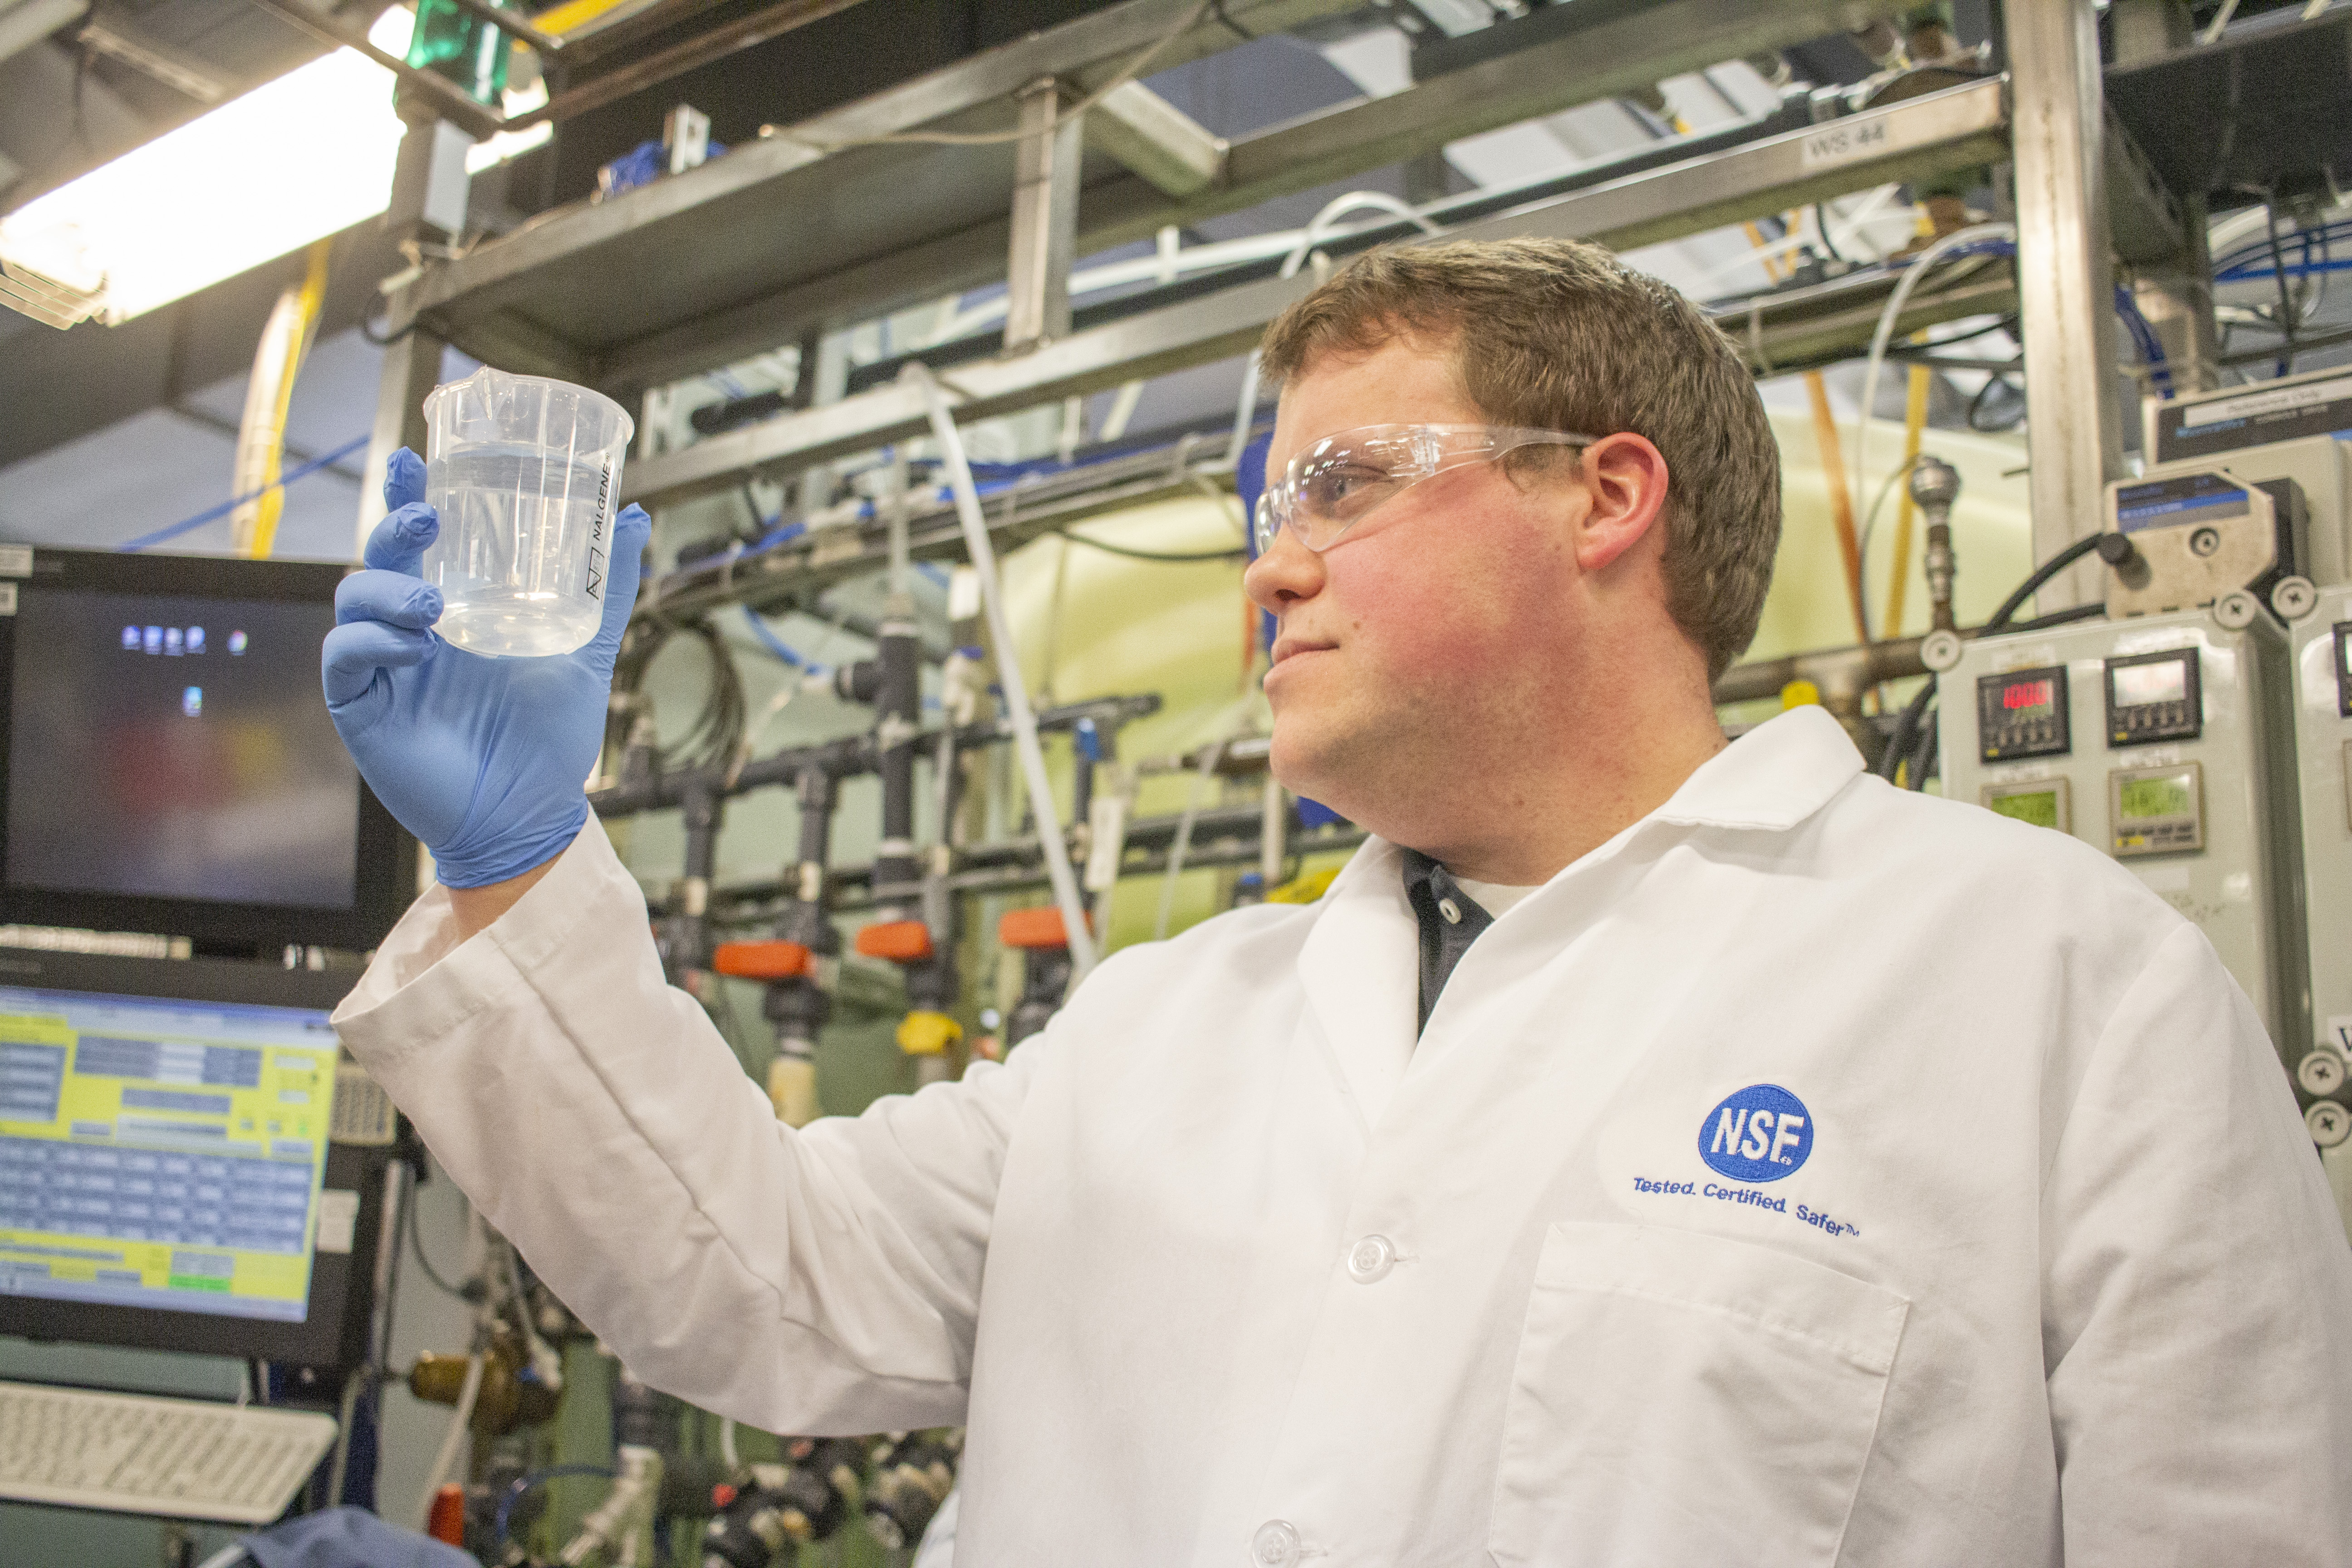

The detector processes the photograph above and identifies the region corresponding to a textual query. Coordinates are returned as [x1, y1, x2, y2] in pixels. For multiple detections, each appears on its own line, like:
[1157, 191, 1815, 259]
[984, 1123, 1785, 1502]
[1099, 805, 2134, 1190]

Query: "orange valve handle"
[855, 921, 934, 962]
[712, 940, 814, 980]
[996, 906, 1087, 950]
[427, 1484, 468, 1546]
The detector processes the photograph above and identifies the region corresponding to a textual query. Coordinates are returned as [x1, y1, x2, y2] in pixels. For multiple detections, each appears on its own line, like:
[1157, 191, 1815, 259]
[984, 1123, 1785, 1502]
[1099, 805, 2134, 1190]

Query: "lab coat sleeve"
[2042, 921, 2352, 1565]
[333, 823, 1040, 1435]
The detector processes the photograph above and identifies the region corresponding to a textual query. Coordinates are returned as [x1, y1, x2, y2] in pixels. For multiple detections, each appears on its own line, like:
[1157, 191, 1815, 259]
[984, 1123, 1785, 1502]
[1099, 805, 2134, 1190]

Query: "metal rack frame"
[368, 0, 2207, 656]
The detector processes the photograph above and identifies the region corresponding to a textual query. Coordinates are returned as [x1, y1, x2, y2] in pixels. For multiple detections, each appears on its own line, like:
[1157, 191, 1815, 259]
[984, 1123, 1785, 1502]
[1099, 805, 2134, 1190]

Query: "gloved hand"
[322, 448, 651, 889]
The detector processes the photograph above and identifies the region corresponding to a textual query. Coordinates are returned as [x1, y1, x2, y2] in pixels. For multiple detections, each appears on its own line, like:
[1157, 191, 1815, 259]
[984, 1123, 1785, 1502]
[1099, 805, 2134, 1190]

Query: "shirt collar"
[1323, 706, 1862, 904]
[1646, 705, 1863, 832]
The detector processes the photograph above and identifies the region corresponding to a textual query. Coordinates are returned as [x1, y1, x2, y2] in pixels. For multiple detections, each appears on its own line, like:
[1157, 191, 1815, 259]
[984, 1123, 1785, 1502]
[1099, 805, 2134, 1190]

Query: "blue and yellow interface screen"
[0, 985, 339, 1322]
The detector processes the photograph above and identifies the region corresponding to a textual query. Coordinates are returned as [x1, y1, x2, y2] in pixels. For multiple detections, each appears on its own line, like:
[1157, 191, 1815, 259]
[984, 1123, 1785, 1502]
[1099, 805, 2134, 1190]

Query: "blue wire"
[495, 1463, 616, 1549]
[741, 604, 824, 673]
[117, 435, 372, 553]
[2112, 284, 2174, 398]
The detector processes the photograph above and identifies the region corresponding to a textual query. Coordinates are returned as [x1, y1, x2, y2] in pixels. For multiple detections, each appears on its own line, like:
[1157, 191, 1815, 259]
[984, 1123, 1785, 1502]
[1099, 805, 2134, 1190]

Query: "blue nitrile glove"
[322, 447, 651, 888]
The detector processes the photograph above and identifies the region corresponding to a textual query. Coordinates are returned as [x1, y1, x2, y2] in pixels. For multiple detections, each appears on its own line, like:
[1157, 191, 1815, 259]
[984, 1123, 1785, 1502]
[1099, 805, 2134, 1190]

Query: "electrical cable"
[495, 1463, 617, 1550]
[2264, 198, 2301, 377]
[740, 605, 826, 670]
[118, 435, 371, 552]
[1850, 224, 2016, 536]
[610, 617, 747, 772]
[1965, 369, 2026, 432]
[1054, 527, 1246, 563]
[906, 363, 1100, 980]
[1812, 201, 1846, 263]
[1882, 313, 2019, 358]
[1876, 530, 2119, 787]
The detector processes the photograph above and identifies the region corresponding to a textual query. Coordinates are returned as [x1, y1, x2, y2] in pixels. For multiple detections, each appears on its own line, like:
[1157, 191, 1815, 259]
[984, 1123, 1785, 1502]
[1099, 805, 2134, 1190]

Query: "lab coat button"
[1346, 1234, 1395, 1283]
[1251, 1519, 1302, 1568]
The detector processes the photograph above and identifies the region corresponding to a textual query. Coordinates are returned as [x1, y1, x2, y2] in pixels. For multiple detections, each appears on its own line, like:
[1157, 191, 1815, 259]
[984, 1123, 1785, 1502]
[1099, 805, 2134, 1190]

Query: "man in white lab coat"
[324, 236, 2352, 1566]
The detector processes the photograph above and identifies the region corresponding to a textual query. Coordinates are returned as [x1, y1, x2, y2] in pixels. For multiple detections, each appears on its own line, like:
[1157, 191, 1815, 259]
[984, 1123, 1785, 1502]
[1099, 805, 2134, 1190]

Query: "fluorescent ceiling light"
[0, 6, 548, 326]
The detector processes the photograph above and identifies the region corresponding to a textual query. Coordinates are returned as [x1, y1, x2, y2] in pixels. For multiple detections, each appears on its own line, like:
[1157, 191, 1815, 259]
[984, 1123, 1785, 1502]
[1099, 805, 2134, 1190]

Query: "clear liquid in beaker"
[423, 445, 613, 658]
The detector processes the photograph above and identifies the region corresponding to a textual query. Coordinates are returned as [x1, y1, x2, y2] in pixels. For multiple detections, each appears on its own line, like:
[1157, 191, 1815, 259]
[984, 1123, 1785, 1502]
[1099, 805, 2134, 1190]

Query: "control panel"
[1939, 606, 2308, 1056]
[2288, 585, 2352, 1239]
[2146, 371, 2352, 586]
[2105, 648, 2202, 747]
[1975, 666, 2069, 761]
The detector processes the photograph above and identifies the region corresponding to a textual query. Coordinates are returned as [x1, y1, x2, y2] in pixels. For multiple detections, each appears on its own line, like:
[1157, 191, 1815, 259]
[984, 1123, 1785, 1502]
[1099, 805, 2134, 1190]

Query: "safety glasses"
[1252, 423, 1598, 555]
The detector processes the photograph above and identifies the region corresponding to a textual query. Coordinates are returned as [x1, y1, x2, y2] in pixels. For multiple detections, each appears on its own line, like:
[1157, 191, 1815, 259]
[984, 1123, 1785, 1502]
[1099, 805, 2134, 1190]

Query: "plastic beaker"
[418, 368, 635, 659]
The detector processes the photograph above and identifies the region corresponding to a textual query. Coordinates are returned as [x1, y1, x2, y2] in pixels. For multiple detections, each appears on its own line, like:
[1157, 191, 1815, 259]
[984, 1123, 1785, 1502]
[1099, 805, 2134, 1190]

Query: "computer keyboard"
[0, 1379, 337, 1524]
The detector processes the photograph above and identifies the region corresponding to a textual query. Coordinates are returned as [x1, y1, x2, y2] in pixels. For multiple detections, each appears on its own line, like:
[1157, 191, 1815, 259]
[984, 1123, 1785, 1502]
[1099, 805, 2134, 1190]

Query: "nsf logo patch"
[1699, 1084, 1813, 1183]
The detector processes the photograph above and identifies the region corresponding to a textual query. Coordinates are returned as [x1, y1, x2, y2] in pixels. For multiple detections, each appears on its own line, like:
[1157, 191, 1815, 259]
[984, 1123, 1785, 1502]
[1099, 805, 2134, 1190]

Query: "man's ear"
[1573, 432, 1670, 574]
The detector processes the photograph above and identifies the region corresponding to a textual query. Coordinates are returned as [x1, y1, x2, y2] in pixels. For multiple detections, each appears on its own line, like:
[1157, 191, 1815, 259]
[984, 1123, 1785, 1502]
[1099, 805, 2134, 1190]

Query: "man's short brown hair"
[1258, 236, 1781, 679]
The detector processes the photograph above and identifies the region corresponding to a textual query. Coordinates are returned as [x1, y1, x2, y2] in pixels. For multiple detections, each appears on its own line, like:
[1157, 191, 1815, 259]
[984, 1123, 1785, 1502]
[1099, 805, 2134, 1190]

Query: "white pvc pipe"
[903, 364, 1099, 980]
[415, 1353, 484, 1530]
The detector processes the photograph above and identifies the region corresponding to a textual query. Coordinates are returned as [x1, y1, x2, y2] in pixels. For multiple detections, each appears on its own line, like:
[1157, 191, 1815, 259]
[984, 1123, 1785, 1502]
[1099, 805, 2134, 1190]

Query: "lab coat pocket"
[1487, 1221, 1908, 1568]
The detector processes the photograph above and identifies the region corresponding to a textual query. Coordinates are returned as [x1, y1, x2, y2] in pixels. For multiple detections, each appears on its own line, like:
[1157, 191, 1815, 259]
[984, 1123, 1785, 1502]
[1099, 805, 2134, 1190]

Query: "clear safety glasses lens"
[1254, 424, 1597, 555]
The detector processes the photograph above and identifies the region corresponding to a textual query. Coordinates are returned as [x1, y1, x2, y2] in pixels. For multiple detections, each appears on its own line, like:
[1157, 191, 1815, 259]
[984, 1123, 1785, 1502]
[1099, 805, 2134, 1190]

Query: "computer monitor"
[0, 948, 387, 1374]
[0, 548, 415, 953]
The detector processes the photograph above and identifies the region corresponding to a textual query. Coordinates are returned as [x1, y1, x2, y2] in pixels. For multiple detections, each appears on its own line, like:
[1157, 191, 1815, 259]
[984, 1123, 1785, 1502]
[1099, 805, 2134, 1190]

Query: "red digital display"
[2003, 678, 2055, 712]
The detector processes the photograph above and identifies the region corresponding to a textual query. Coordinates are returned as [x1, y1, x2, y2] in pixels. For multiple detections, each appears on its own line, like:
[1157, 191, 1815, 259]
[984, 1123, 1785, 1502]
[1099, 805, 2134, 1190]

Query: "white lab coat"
[335, 708, 2352, 1567]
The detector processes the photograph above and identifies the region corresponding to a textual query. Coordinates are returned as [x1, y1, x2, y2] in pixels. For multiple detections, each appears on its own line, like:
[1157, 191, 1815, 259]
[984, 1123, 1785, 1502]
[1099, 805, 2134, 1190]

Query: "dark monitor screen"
[0, 947, 386, 1374]
[0, 551, 413, 951]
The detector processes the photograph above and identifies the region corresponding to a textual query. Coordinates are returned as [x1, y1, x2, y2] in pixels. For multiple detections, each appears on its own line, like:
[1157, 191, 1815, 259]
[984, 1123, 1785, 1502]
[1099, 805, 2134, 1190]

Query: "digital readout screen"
[1988, 789, 2063, 830]
[2111, 660, 2189, 709]
[2001, 676, 2058, 714]
[2118, 773, 2196, 822]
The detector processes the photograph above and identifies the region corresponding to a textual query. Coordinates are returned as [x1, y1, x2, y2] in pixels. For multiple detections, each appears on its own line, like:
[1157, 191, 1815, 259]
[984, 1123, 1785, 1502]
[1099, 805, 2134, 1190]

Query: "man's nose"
[1243, 525, 1326, 613]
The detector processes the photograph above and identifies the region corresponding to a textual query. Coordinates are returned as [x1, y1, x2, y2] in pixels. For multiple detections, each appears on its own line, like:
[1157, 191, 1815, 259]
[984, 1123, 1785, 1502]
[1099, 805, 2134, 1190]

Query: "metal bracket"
[1084, 80, 1226, 197]
[1005, 77, 1083, 354]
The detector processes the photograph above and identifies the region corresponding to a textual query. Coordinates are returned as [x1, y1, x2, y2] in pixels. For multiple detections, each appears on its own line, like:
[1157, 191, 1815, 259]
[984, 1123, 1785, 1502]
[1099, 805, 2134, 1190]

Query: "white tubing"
[904, 364, 1099, 980]
[415, 1353, 484, 1530]
[720, 1416, 740, 1468]
[1850, 222, 2016, 535]
[1155, 743, 1222, 941]
[1228, 191, 1448, 466]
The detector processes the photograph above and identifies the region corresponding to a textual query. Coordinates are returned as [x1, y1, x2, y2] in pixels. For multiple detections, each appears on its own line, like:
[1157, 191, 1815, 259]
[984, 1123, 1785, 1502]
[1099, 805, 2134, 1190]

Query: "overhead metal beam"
[391, 0, 1354, 335]
[1081, 0, 1922, 251]
[1005, 78, 1083, 353]
[620, 78, 2014, 509]
[397, 0, 1915, 388]
[75, 16, 227, 103]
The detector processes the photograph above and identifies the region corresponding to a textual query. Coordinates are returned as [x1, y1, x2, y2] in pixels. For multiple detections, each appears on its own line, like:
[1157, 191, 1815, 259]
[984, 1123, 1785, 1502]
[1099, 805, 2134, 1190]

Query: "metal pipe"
[761, 767, 838, 1127]
[1912, 455, 1962, 635]
[2006, 0, 2125, 608]
[1712, 637, 1929, 707]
